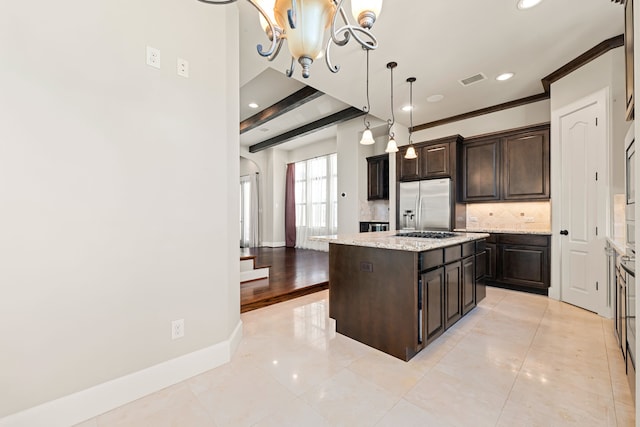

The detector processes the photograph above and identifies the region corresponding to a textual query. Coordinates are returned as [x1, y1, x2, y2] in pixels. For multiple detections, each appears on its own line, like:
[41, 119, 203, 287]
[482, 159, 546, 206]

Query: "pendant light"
[404, 77, 417, 159]
[385, 61, 399, 153]
[359, 48, 375, 145]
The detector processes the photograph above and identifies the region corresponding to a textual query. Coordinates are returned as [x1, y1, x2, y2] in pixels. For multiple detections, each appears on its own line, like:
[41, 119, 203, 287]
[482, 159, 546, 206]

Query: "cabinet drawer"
[498, 234, 549, 247]
[462, 242, 475, 257]
[444, 245, 462, 263]
[475, 240, 486, 253]
[420, 249, 443, 272]
[485, 234, 497, 243]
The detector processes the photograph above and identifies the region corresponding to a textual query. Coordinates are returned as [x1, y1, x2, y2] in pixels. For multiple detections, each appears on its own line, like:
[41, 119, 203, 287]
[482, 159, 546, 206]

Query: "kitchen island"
[315, 231, 489, 361]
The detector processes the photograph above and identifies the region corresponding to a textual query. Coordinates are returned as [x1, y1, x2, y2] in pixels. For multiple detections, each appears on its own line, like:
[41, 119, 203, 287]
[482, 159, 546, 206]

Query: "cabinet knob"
[560, 230, 569, 236]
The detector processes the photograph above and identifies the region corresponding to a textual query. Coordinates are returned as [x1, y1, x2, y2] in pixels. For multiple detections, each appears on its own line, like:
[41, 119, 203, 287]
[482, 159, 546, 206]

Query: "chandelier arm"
[266, 38, 284, 61]
[324, 37, 340, 73]
[288, 0, 297, 29]
[247, 0, 282, 58]
[285, 57, 296, 77]
[329, 0, 352, 47]
[196, 0, 237, 3]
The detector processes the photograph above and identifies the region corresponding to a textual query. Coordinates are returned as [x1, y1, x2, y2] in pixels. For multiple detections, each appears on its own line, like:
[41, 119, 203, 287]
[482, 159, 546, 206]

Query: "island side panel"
[329, 243, 418, 361]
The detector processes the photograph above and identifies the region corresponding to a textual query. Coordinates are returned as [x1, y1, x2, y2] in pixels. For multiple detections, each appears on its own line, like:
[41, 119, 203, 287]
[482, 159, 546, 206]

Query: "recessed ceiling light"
[517, 0, 542, 10]
[402, 105, 413, 112]
[496, 72, 515, 81]
[427, 94, 444, 103]
[248, 102, 259, 109]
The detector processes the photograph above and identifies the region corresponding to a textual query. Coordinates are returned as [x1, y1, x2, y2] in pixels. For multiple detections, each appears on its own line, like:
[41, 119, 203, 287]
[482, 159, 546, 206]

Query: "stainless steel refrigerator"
[399, 178, 452, 231]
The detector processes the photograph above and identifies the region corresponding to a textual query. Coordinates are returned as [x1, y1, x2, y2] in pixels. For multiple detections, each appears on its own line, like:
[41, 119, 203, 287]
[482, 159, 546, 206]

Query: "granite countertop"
[311, 230, 490, 252]
[607, 236, 626, 254]
[454, 228, 552, 236]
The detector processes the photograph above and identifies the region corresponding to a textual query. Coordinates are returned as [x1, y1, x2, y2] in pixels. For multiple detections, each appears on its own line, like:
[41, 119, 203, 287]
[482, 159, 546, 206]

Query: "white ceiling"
[236, 0, 624, 151]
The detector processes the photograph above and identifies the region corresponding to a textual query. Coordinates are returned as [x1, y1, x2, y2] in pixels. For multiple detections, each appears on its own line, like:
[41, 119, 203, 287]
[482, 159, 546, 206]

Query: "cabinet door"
[421, 267, 445, 344]
[462, 256, 475, 315]
[462, 139, 500, 201]
[485, 243, 497, 281]
[420, 143, 450, 178]
[500, 245, 549, 289]
[367, 156, 389, 200]
[444, 261, 462, 329]
[399, 148, 420, 181]
[502, 130, 550, 200]
[475, 251, 487, 302]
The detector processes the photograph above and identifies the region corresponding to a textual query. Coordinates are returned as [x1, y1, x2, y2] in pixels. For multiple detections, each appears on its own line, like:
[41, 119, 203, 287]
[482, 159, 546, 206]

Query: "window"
[294, 153, 337, 250]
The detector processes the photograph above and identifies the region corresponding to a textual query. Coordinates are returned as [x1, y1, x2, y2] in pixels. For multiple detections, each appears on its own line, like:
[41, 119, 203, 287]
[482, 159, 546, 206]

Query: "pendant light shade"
[360, 129, 375, 145]
[351, 0, 383, 28]
[404, 145, 417, 159]
[385, 136, 399, 153]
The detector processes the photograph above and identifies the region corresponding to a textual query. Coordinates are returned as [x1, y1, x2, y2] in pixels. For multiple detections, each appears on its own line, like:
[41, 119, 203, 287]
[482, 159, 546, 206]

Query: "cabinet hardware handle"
[560, 230, 569, 236]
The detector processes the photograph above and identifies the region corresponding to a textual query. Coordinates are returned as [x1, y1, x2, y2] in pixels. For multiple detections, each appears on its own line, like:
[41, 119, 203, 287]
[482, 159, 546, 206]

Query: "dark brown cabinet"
[461, 138, 500, 201]
[485, 233, 551, 294]
[461, 124, 550, 202]
[502, 130, 550, 200]
[444, 261, 462, 329]
[397, 135, 462, 181]
[367, 154, 389, 200]
[421, 267, 445, 344]
[462, 256, 475, 315]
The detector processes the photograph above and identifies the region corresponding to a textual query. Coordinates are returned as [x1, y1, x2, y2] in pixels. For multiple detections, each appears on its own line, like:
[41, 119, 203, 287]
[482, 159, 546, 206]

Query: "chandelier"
[197, 0, 383, 79]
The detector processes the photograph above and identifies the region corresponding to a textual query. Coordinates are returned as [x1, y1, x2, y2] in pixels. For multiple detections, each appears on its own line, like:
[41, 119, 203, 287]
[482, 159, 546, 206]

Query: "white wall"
[240, 157, 261, 176]
[0, 0, 240, 422]
[288, 139, 337, 163]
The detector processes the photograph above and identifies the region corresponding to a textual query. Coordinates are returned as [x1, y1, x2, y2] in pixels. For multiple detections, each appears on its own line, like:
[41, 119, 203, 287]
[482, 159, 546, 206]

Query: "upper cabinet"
[398, 135, 462, 181]
[460, 138, 500, 201]
[460, 124, 550, 202]
[367, 154, 389, 200]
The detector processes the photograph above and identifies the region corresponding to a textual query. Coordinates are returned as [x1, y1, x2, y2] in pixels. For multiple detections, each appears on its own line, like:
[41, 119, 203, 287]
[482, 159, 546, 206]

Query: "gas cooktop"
[395, 231, 458, 239]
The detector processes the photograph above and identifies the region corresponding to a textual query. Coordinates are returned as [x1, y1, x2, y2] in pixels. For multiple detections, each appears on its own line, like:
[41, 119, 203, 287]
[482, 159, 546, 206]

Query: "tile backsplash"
[360, 200, 390, 222]
[466, 201, 551, 231]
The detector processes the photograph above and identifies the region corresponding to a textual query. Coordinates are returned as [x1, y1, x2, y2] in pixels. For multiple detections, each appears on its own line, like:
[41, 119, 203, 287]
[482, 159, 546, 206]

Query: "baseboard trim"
[0, 320, 243, 427]
[261, 241, 286, 248]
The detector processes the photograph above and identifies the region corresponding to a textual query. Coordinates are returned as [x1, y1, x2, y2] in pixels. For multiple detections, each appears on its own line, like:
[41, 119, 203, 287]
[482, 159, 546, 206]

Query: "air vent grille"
[458, 73, 487, 87]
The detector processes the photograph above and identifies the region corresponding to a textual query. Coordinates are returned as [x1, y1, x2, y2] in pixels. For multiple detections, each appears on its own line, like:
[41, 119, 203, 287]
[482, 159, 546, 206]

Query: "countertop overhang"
[311, 230, 490, 252]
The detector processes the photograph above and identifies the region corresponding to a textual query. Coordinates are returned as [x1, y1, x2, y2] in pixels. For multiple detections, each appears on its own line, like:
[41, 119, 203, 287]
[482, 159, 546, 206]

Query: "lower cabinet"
[485, 233, 550, 294]
[444, 261, 462, 329]
[421, 267, 445, 345]
[462, 255, 476, 314]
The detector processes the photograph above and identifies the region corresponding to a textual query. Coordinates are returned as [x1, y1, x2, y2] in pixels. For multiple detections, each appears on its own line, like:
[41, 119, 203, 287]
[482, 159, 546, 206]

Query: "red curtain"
[285, 163, 296, 248]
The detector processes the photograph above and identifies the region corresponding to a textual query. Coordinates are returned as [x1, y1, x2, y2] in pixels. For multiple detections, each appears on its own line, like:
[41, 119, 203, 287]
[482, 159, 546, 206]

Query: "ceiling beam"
[240, 86, 324, 134]
[249, 107, 365, 153]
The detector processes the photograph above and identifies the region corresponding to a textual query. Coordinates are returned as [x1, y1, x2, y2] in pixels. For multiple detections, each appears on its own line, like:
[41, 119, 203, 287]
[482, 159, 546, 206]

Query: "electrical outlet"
[146, 46, 161, 69]
[171, 319, 184, 340]
[177, 58, 189, 78]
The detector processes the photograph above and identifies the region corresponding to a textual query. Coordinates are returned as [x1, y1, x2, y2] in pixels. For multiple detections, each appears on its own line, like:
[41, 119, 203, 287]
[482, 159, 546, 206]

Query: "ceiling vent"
[458, 73, 487, 87]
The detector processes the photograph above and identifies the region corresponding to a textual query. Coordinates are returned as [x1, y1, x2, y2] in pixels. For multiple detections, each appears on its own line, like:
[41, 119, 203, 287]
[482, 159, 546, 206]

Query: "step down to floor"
[240, 255, 269, 283]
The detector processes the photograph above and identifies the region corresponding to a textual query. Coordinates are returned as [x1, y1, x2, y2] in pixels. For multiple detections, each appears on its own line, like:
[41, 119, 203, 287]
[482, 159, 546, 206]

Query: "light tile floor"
[76, 287, 636, 426]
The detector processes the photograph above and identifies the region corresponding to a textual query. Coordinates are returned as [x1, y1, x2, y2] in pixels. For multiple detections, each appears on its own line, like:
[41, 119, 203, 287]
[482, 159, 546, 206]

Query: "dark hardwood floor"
[240, 247, 329, 312]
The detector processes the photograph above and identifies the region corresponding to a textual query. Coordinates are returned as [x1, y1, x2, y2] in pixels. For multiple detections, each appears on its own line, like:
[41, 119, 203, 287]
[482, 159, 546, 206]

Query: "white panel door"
[559, 99, 607, 313]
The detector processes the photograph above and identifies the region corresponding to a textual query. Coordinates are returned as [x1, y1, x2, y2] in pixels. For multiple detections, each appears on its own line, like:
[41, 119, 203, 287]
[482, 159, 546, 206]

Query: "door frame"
[550, 87, 612, 317]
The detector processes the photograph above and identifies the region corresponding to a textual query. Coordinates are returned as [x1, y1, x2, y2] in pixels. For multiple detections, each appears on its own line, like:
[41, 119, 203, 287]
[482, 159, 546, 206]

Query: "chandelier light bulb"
[351, 0, 383, 29]
[360, 129, 375, 145]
